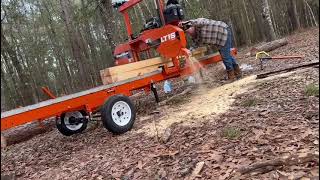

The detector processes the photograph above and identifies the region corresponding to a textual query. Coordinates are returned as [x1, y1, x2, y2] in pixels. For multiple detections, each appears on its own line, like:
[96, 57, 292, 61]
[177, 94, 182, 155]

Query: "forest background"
[1, 0, 319, 111]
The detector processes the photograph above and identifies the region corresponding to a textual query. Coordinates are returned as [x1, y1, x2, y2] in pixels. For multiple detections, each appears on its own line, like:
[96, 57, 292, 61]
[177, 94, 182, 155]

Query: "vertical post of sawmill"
[154, 0, 166, 26]
[123, 11, 133, 40]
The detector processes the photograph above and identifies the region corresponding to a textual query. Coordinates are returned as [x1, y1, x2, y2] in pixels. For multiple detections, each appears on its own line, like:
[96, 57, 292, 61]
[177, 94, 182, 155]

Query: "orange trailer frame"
[0, 50, 237, 131]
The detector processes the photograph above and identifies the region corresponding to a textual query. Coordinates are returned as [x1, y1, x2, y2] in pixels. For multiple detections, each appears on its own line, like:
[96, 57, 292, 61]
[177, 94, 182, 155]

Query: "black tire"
[101, 95, 136, 134]
[56, 111, 88, 136]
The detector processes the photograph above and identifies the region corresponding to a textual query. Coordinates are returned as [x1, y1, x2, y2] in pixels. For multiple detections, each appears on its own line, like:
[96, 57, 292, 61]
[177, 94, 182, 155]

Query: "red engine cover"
[113, 25, 187, 65]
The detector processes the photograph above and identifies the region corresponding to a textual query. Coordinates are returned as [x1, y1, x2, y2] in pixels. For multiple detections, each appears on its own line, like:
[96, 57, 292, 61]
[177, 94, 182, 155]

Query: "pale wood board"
[103, 62, 174, 83]
[102, 57, 171, 76]
[100, 47, 208, 84]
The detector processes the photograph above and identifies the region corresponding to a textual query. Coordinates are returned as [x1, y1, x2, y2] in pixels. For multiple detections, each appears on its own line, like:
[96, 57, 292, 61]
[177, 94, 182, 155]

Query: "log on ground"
[250, 38, 288, 56]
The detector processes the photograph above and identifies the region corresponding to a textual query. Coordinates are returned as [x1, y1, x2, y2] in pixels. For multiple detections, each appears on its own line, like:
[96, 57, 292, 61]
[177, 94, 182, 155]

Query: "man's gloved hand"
[178, 21, 192, 30]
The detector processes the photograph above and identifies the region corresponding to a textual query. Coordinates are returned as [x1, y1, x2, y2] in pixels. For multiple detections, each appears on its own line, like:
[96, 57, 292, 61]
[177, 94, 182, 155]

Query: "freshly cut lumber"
[100, 46, 208, 85]
[100, 65, 164, 84]
[192, 47, 208, 59]
[103, 57, 171, 76]
[102, 47, 207, 76]
[101, 61, 174, 84]
[193, 53, 205, 59]
[250, 38, 288, 56]
[192, 46, 207, 54]
[104, 57, 199, 84]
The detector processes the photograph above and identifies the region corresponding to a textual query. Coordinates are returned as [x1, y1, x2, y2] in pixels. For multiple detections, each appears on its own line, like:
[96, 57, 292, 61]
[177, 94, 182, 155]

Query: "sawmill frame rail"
[1, 49, 237, 135]
[1, 0, 238, 137]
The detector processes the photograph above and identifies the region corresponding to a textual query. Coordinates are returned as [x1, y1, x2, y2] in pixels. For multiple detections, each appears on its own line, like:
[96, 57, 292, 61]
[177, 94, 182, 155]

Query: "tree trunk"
[262, 0, 277, 41]
[1, 25, 34, 106]
[1, 61, 18, 110]
[137, 4, 146, 24]
[303, 0, 318, 27]
[93, 20, 114, 69]
[291, 0, 301, 29]
[269, 2, 280, 36]
[248, 0, 266, 41]
[82, 23, 100, 86]
[241, 0, 252, 45]
[39, 0, 75, 94]
[142, 0, 152, 15]
[60, 0, 91, 89]
[80, 0, 101, 86]
[78, 27, 97, 86]
[224, 0, 238, 47]
[1, 56, 21, 108]
[6, 24, 37, 102]
[99, 0, 116, 50]
[1, 80, 6, 112]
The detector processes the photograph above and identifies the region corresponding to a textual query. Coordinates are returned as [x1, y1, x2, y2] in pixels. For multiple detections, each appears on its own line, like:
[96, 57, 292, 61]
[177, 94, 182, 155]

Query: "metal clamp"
[256, 51, 272, 70]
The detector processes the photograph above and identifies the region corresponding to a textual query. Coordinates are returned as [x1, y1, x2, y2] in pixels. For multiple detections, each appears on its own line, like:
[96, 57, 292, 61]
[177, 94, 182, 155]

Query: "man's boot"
[234, 64, 242, 79]
[226, 69, 236, 81]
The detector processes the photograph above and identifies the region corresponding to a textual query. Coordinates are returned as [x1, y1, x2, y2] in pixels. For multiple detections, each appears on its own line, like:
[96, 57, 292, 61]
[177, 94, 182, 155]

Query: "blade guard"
[157, 39, 183, 58]
[157, 27, 187, 58]
[140, 25, 187, 58]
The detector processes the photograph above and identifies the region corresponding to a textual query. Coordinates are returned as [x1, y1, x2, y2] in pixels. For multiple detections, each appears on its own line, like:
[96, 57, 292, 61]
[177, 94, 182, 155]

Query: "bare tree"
[98, 0, 116, 50]
[262, 0, 277, 41]
[292, 0, 301, 29]
[303, 0, 318, 27]
[1, 25, 35, 106]
[40, 1, 75, 93]
[60, 0, 92, 89]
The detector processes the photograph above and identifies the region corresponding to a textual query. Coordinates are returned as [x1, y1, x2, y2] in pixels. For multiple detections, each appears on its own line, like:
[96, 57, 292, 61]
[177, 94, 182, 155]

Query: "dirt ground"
[1, 28, 319, 180]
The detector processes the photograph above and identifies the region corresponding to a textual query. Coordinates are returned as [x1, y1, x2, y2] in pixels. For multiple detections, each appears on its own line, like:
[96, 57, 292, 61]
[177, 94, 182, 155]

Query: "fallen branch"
[238, 153, 319, 174]
[256, 61, 319, 79]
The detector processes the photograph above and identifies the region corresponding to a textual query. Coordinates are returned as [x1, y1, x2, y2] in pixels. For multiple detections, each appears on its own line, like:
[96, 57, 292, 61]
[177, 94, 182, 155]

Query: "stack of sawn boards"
[100, 47, 208, 85]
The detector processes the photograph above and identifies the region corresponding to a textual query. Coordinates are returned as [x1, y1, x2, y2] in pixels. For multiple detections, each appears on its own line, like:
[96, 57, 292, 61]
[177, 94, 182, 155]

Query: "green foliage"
[222, 127, 241, 140]
[305, 84, 319, 97]
[241, 97, 259, 107]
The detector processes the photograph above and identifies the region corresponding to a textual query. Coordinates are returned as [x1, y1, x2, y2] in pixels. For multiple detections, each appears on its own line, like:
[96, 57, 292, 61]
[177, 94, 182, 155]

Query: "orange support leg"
[41, 87, 56, 99]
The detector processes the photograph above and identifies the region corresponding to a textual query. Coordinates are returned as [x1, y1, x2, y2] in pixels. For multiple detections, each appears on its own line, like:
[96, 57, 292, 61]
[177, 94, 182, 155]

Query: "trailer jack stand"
[151, 83, 160, 103]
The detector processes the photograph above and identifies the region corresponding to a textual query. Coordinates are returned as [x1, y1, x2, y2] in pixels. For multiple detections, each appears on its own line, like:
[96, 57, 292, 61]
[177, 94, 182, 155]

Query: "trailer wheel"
[101, 95, 136, 134]
[56, 111, 88, 136]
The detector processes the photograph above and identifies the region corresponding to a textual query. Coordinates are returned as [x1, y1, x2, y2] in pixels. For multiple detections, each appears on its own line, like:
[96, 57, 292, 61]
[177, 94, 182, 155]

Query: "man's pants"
[219, 27, 239, 71]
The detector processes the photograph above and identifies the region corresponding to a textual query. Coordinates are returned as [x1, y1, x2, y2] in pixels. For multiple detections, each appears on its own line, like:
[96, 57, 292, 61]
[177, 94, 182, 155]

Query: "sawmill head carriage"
[1, 0, 236, 140]
[52, 0, 196, 137]
[112, 0, 186, 66]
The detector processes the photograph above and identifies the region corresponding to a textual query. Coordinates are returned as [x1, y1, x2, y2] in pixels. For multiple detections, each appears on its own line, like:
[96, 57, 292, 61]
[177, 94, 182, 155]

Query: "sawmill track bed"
[1, 28, 319, 179]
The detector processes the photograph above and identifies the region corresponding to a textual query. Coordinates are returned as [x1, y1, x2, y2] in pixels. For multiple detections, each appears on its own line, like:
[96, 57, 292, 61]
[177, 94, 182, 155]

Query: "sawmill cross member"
[182, 18, 242, 80]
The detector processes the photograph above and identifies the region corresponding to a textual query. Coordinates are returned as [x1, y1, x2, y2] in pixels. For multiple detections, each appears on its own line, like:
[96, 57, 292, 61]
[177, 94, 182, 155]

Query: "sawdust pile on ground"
[137, 75, 257, 136]
[137, 66, 314, 137]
